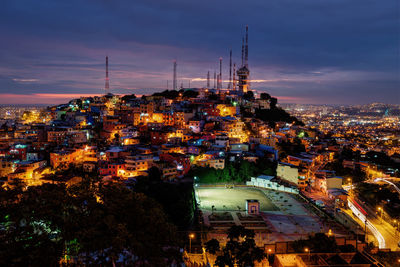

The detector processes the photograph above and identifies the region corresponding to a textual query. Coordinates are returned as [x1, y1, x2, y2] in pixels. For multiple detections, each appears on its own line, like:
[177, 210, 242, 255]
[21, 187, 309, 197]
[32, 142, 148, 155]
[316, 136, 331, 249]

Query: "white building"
[276, 162, 299, 185]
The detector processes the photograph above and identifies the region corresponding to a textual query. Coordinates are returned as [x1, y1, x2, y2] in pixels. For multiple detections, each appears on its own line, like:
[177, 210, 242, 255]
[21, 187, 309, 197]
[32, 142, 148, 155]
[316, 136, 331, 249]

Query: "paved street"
[347, 199, 400, 251]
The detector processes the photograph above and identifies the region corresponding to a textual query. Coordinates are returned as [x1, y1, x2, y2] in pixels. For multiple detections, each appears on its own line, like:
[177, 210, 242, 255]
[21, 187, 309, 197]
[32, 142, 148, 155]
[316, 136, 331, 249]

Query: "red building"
[150, 131, 168, 145]
[99, 162, 125, 177]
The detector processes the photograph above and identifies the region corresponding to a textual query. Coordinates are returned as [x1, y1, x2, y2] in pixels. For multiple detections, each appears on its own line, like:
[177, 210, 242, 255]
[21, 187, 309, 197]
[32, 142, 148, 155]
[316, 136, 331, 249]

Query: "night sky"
[1, 0, 399, 105]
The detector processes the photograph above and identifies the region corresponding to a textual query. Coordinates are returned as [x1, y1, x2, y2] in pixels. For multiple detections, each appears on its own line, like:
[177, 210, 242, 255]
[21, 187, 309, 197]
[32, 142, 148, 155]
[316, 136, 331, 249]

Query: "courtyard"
[195, 186, 350, 242]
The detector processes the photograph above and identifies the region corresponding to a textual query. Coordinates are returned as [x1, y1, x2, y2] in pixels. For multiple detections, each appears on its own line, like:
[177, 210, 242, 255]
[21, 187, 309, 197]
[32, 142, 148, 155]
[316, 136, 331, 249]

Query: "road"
[347, 199, 385, 248]
[371, 215, 400, 251]
[347, 199, 399, 250]
[374, 178, 400, 194]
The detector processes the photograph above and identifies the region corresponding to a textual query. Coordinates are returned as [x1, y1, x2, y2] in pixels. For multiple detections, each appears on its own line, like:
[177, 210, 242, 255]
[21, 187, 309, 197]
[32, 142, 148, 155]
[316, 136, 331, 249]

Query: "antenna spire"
[214, 71, 216, 89]
[219, 57, 222, 91]
[233, 63, 236, 91]
[241, 38, 244, 67]
[229, 49, 232, 90]
[245, 25, 249, 68]
[207, 71, 210, 88]
[105, 56, 110, 94]
[173, 60, 177, 90]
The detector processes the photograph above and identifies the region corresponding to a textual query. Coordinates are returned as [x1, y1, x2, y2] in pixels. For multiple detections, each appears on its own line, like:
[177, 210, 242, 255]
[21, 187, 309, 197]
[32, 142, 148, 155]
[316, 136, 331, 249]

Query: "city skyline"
[0, 0, 399, 105]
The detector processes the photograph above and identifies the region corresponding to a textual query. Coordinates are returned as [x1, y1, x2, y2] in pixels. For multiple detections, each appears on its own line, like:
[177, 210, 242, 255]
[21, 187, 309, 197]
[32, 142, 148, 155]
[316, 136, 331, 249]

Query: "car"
[315, 200, 325, 208]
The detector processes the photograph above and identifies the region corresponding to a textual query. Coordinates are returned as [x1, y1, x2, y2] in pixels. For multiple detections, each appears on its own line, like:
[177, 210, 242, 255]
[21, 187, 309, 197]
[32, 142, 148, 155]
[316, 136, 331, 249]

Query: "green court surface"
[195, 187, 279, 211]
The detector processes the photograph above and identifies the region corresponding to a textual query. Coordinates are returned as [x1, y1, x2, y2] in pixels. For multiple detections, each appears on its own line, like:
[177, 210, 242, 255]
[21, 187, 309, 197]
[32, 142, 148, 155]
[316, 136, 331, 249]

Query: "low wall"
[246, 178, 299, 194]
[334, 209, 364, 234]
[265, 238, 367, 254]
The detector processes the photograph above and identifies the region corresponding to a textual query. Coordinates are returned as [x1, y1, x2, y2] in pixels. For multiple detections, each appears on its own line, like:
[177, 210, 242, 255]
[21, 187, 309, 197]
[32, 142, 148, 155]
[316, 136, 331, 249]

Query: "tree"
[0, 183, 68, 266]
[208, 93, 219, 101]
[260, 92, 271, 100]
[269, 97, 277, 109]
[255, 107, 304, 127]
[205, 238, 220, 254]
[183, 90, 199, 98]
[206, 226, 266, 267]
[243, 91, 255, 101]
[148, 166, 161, 182]
[121, 94, 136, 102]
[0, 181, 183, 266]
[292, 233, 337, 253]
[152, 90, 179, 99]
[133, 177, 195, 229]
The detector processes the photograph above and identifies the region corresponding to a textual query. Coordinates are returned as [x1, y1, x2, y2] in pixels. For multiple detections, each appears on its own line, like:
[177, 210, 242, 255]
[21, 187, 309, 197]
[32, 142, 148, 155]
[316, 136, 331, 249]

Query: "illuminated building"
[0, 159, 16, 177]
[215, 134, 229, 147]
[207, 158, 225, 169]
[188, 120, 203, 133]
[8, 160, 47, 186]
[99, 162, 126, 177]
[139, 102, 154, 116]
[47, 129, 87, 145]
[50, 149, 84, 169]
[216, 104, 236, 117]
[125, 154, 154, 174]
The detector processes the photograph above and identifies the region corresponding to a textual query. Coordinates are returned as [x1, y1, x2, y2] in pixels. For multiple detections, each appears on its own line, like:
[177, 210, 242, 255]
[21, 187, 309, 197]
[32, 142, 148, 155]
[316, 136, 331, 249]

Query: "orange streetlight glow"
[189, 233, 195, 253]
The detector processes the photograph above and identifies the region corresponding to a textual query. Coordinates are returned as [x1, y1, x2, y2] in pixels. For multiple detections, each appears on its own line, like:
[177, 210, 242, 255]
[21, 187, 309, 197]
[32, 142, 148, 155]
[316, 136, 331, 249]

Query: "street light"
[304, 247, 310, 261]
[189, 233, 195, 253]
[377, 207, 383, 224]
[327, 229, 333, 237]
[267, 248, 272, 262]
[347, 178, 352, 185]
[394, 219, 399, 233]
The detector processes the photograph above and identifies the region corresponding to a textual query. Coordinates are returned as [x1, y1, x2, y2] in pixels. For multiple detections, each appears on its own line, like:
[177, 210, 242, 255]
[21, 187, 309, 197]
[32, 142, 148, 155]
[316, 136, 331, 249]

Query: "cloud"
[0, 0, 398, 104]
[12, 78, 39, 83]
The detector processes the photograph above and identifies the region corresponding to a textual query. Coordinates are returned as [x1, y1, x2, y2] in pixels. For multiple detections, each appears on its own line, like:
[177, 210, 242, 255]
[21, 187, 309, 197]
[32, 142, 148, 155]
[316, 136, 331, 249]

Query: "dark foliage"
[208, 93, 219, 101]
[0, 181, 182, 266]
[355, 183, 400, 218]
[277, 138, 306, 159]
[255, 107, 304, 128]
[182, 90, 199, 98]
[260, 93, 271, 100]
[206, 225, 266, 267]
[121, 94, 136, 101]
[133, 177, 196, 229]
[152, 90, 180, 99]
[189, 159, 277, 184]
[292, 233, 338, 253]
[243, 91, 255, 101]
